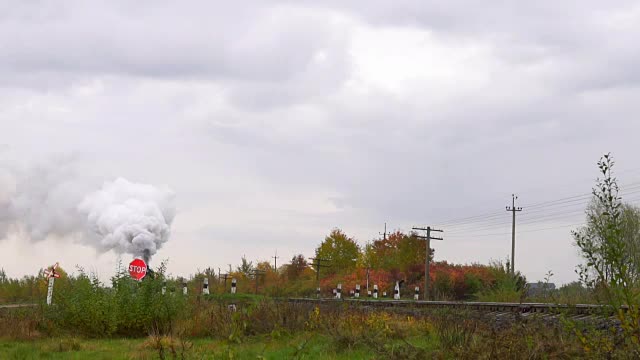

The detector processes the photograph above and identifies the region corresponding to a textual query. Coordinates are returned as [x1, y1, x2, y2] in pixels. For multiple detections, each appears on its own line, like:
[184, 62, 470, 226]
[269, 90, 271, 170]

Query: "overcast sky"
[1, 1, 640, 285]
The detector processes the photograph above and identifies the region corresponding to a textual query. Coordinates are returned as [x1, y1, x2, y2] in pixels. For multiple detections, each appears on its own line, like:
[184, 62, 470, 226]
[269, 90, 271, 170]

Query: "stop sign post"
[129, 258, 147, 281]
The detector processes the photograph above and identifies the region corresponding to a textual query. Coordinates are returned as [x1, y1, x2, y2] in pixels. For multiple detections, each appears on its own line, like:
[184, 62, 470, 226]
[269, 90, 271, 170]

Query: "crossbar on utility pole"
[506, 194, 523, 275]
[412, 226, 444, 301]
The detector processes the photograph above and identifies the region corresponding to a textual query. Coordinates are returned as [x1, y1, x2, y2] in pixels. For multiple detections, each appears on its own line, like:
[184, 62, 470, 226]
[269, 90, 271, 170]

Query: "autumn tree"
[315, 229, 360, 275]
[364, 231, 431, 273]
[286, 254, 309, 281]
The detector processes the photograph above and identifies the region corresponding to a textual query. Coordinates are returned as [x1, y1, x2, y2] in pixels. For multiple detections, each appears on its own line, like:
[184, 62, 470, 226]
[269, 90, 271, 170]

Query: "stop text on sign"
[129, 258, 147, 281]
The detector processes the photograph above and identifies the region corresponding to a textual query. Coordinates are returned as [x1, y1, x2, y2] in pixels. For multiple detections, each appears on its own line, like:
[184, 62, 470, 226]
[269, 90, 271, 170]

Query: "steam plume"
[0, 160, 176, 263]
[78, 178, 176, 262]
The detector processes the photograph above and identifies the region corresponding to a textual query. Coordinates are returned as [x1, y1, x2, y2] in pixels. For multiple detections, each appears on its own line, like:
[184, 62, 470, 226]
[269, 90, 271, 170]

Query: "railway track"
[287, 298, 623, 317]
[1, 299, 620, 316]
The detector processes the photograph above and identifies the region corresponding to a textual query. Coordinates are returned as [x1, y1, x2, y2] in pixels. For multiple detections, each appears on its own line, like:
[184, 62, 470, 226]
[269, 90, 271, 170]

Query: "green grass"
[0, 338, 143, 360]
[0, 332, 439, 360]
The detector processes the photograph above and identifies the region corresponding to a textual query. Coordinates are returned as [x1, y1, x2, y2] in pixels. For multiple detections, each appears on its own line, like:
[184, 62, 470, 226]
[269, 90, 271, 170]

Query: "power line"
[523, 182, 640, 209]
[430, 180, 640, 227]
[446, 222, 585, 238]
[445, 195, 640, 235]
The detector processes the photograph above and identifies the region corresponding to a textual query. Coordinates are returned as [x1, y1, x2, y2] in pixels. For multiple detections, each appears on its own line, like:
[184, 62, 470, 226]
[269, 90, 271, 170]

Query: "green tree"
[237, 255, 254, 277]
[573, 153, 640, 346]
[315, 229, 360, 275]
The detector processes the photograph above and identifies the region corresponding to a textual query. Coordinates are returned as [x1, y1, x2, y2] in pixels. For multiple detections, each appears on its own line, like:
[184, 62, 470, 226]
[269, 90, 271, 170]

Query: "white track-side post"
[336, 283, 342, 299]
[394, 281, 400, 300]
[183, 280, 188, 295]
[231, 278, 237, 294]
[162, 281, 167, 295]
[355, 284, 360, 298]
[316, 287, 321, 298]
[46, 277, 55, 305]
[383, 291, 387, 298]
[203, 277, 209, 295]
[373, 284, 378, 299]
[414, 286, 420, 300]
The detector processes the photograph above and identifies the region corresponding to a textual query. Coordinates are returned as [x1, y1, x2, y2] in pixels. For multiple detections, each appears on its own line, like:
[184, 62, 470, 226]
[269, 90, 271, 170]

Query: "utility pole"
[379, 222, 389, 240]
[272, 252, 279, 272]
[249, 269, 266, 295]
[309, 257, 330, 298]
[506, 194, 523, 275]
[412, 226, 444, 300]
[221, 273, 229, 290]
[366, 267, 370, 293]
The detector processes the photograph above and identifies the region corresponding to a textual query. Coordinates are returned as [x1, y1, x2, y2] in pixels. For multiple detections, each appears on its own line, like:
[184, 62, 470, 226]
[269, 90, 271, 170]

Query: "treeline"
[0, 228, 566, 304]
[173, 228, 531, 302]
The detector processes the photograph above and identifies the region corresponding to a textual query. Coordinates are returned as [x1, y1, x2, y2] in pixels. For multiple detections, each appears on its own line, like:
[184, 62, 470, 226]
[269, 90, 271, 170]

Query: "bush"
[44, 261, 187, 337]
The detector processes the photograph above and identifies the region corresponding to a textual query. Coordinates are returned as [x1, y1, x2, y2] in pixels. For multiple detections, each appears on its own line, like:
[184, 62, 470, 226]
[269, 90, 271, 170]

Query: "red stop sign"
[128, 258, 147, 281]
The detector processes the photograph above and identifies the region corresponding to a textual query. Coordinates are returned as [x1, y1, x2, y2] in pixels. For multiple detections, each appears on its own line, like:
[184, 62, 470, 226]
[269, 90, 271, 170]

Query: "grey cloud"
[0, 0, 351, 109]
[2, 1, 640, 284]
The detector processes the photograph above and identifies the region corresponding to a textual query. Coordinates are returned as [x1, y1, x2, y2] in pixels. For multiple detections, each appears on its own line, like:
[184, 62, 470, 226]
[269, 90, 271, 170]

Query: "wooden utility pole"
[221, 273, 229, 290]
[249, 269, 266, 294]
[379, 222, 389, 240]
[412, 226, 443, 300]
[309, 257, 330, 298]
[506, 194, 523, 274]
[272, 252, 279, 272]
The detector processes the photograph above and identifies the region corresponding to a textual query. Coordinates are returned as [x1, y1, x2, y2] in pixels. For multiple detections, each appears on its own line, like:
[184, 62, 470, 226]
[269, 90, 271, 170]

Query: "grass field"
[0, 332, 438, 360]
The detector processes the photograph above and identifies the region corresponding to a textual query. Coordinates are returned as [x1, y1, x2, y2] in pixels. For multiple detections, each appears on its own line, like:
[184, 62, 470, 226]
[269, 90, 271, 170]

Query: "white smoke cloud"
[0, 159, 176, 263]
[78, 178, 176, 262]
